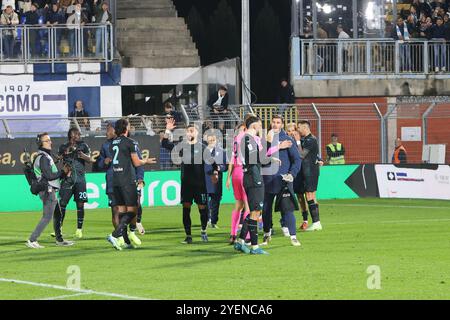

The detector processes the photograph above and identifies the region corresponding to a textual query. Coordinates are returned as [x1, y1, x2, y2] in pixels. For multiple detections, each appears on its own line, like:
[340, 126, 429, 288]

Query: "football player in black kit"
[297, 120, 322, 231]
[161, 121, 211, 244]
[106, 119, 156, 250]
[56, 127, 93, 239]
[234, 116, 268, 255]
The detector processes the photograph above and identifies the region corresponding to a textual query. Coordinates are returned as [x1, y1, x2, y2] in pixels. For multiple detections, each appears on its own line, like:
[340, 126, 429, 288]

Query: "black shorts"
[107, 192, 117, 207]
[181, 183, 207, 205]
[246, 186, 265, 212]
[59, 182, 88, 206]
[299, 174, 319, 193]
[113, 184, 138, 207]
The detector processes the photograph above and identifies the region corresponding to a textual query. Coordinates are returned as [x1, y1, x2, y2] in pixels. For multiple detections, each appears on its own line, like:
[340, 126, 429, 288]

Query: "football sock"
[112, 213, 133, 238]
[182, 207, 192, 236]
[122, 225, 130, 245]
[242, 211, 250, 240]
[137, 205, 142, 223]
[231, 210, 240, 236]
[199, 207, 209, 231]
[307, 200, 320, 223]
[239, 215, 250, 241]
[302, 211, 309, 222]
[76, 205, 84, 229]
[248, 219, 258, 246]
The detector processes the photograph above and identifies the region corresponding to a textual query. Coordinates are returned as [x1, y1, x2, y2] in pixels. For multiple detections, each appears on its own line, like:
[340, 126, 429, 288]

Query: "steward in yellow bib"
[326, 133, 346, 165]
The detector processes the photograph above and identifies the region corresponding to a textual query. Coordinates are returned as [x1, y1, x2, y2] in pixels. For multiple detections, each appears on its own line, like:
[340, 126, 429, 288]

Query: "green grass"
[1, 198, 450, 300]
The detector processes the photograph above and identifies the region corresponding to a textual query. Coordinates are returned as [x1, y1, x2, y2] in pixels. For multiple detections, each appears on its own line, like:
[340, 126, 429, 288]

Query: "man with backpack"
[26, 133, 74, 249]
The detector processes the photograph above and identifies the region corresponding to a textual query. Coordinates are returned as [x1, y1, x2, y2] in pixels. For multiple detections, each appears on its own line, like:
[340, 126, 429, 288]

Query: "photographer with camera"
[26, 133, 74, 249]
[57, 127, 93, 239]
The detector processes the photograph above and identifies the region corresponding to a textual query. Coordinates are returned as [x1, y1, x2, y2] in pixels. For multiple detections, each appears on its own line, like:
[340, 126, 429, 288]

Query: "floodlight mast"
[241, 0, 251, 106]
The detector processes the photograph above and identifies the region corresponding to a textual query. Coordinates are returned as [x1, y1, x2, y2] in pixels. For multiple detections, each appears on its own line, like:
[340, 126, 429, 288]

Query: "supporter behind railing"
[0, 1, 113, 63]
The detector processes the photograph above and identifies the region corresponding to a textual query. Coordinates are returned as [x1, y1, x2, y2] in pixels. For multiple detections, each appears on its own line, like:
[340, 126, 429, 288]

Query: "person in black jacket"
[431, 16, 447, 72]
[27, 133, 73, 249]
[277, 78, 296, 114]
[277, 78, 295, 104]
[207, 86, 229, 114]
[161, 121, 212, 244]
[70, 100, 90, 130]
[25, 2, 41, 57]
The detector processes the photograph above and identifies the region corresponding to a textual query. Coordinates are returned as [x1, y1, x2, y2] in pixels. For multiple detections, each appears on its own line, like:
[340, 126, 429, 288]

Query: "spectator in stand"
[409, 5, 419, 25]
[418, 14, 432, 39]
[1, 4, 19, 59]
[93, 0, 112, 57]
[406, 14, 419, 38]
[444, 12, 450, 27]
[208, 85, 229, 114]
[25, 3, 41, 58]
[392, 16, 413, 72]
[70, 100, 91, 130]
[163, 102, 184, 124]
[430, 16, 447, 72]
[61, 0, 74, 16]
[337, 24, 352, 72]
[67, 2, 89, 57]
[1, 0, 15, 10]
[412, 0, 432, 18]
[431, 0, 448, 13]
[18, 0, 33, 15]
[66, 0, 78, 17]
[276, 78, 295, 108]
[77, 0, 91, 21]
[46, 2, 65, 57]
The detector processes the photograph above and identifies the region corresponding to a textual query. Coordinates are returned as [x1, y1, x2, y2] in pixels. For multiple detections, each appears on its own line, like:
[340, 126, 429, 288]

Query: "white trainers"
[290, 237, 301, 247]
[26, 240, 44, 249]
[435, 67, 440, 72]
[306, 222, 323, 232]
[281, 227, 290, 237]
[136, 222, 145, 235]
[442, 67, 446, 72]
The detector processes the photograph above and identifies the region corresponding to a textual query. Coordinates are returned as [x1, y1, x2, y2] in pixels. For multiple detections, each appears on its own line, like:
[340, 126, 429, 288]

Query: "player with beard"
[161, 120, 211, 244]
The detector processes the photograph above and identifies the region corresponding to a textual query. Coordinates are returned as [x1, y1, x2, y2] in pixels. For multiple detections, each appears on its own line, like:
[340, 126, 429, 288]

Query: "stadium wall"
[1, 164, 448, 213]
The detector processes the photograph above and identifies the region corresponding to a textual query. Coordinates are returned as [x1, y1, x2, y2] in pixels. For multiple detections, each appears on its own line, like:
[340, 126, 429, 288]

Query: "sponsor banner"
[0, 165, 363, 212]
[0, 136, 160, 175]
[375, 164, 450, 200]
[0, 83, 67, 117]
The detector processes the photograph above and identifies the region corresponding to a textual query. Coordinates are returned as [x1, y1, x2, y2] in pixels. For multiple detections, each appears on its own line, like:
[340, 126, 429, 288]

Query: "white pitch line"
[328, 218, 450, 225]
[320, 203, 450, 210]
[37, 292, 92, 300]
[0, 278, 151, 300]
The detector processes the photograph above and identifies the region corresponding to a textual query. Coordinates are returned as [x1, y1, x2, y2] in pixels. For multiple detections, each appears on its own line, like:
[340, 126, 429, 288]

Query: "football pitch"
[0, 198, 449, 300]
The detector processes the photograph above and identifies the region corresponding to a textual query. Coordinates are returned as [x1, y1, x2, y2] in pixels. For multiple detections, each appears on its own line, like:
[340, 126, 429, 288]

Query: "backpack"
[23, 152, 47, 195]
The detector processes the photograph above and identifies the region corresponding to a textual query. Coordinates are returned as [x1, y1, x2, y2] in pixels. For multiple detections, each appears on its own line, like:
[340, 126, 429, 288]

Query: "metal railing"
[1, 103, 449, 164]
[298, 38, 450, 77]
[0, 23, 114, 69]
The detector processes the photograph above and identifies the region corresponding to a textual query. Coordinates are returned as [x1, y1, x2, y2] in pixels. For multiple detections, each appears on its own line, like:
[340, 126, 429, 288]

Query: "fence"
[298, 39, 450, 76]
[250, 103, 450, 164]
[1, 103, 449, 164]
[0, 23, 114, 69]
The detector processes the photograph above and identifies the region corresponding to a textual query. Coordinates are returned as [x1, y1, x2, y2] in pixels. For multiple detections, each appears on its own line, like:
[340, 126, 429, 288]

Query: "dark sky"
[172, 0, 292, 103]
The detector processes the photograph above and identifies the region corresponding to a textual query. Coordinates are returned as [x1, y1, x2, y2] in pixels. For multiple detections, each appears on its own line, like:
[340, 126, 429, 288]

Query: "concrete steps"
[117, 0, 176, 19]
[126, 55, 200, 68]
[116, 0, 200, 68]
